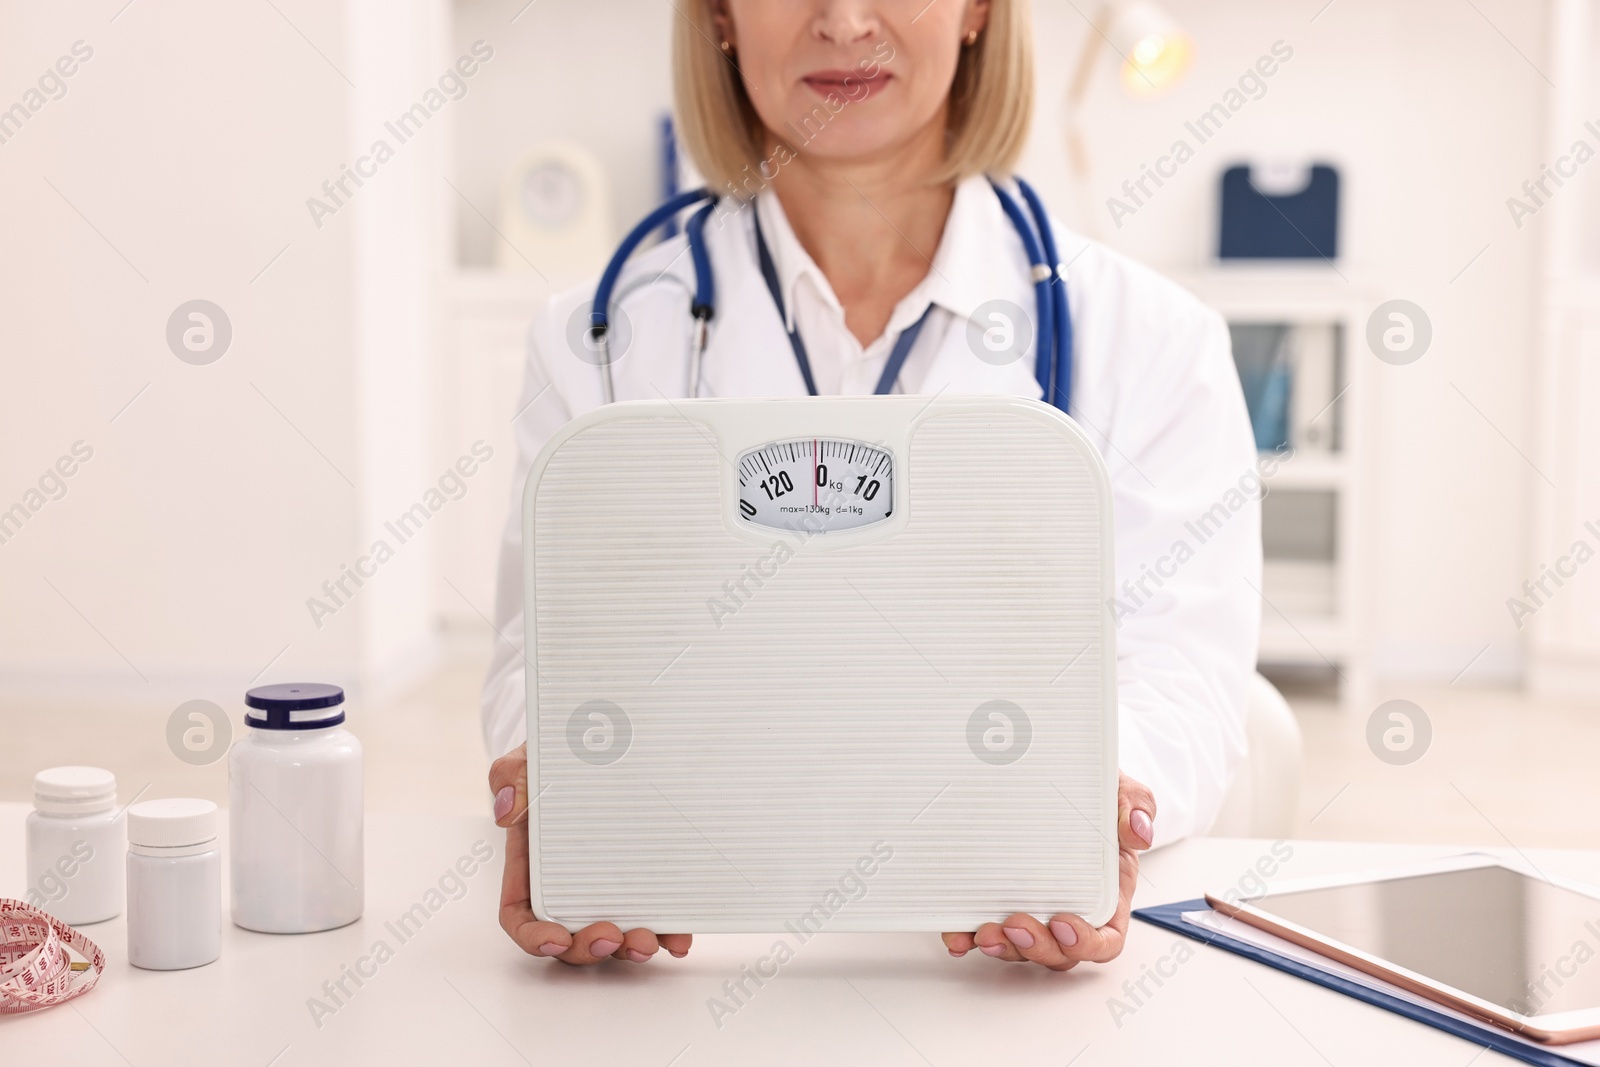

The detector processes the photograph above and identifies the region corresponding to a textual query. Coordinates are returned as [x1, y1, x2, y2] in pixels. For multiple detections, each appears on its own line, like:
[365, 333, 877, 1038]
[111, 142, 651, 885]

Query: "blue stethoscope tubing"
[587, 177, 1073, 414]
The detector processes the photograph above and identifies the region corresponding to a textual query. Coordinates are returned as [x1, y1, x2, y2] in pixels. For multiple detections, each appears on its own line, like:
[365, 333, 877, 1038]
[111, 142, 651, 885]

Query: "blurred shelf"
[1262, 452, 1348, 490]
[1263, 559, 1336, 616]
[1171, 267, 1383, 314]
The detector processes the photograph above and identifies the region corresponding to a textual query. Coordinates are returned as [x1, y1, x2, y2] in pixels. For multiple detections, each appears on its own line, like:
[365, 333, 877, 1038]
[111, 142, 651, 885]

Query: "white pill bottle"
[25, 766, 125, 925]
[126, 798, 221, 970]
[229, 683, 364, 933]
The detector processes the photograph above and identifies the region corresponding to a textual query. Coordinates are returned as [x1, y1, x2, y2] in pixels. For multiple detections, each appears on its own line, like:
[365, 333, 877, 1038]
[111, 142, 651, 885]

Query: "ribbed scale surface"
[531, 410, 1114, 930]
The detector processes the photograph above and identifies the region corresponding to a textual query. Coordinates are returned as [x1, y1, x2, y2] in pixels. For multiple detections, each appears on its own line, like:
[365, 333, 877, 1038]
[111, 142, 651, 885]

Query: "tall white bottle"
[229, 683, 364, 934]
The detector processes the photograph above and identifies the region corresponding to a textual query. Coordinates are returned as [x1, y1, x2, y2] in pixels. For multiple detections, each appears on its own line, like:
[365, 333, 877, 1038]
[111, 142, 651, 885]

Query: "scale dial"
[736, 438, 893, 533]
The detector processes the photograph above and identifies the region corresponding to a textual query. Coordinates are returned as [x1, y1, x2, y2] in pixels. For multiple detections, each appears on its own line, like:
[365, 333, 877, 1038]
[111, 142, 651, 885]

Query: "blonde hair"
[673, 2, 1034, 195]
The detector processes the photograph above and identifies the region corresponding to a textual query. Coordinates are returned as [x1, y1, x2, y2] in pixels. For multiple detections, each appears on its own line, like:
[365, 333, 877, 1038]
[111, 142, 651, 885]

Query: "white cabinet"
[1176, 271, 1372, 709]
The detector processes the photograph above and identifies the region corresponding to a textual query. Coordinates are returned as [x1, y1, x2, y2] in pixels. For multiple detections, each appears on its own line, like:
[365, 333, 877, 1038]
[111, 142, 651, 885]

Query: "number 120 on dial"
[736, 438, 893, 533]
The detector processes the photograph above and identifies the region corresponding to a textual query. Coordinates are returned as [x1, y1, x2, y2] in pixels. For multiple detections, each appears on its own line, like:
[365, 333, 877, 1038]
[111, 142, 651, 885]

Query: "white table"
[0, 801, 1578, 1065]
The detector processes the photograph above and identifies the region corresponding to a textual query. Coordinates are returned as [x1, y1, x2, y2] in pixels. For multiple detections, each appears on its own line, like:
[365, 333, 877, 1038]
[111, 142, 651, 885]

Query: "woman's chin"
[776, 124, 930, 171]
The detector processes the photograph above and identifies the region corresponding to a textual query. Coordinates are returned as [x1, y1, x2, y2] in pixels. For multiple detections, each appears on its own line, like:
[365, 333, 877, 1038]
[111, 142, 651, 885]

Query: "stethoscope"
[587, 177, 1074, 414]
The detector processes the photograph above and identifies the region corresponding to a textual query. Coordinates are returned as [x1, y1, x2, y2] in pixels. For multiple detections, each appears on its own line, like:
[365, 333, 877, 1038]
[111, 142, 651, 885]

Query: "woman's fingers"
[998, 913, 1080, 971]
[615, 928, 693, 963]
[489, 743, 529, 827]
[497, 818, 533, 932]
[1118, 772, 1156, 852]
[940, 931, 976, 957]
[506, 920, 625, 966]
[504, 915, 576, 958]
[501, 901, 684, 966]
[498, 820, 569, 957]
[1046, 847, 1140, 965]
[561, 921, 627, 964]
[954, 844, 1141, 968]
[659, 933, 694, 959]
[970, 914, 1088, 971]
[972, 921, 1024, 962]
[620, 927, 659, 963]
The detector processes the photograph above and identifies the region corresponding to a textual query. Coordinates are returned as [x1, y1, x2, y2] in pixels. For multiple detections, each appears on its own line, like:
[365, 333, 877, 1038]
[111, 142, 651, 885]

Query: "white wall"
[0, 0, 447, 705]
[1529, 0, 1600, 695]
[348, 0, 452, 695]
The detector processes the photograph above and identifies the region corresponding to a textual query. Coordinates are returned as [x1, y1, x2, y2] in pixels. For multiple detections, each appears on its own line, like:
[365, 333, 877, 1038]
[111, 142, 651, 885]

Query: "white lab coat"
[480, 174, 1261, 846]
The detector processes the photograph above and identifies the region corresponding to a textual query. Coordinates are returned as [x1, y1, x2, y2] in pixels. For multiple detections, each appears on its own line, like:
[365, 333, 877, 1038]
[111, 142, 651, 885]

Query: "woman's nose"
[811, 0, 880, 46]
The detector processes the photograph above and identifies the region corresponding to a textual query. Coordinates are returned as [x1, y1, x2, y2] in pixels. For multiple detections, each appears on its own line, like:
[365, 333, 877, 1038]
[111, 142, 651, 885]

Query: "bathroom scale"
[522, 395, 1118, 933]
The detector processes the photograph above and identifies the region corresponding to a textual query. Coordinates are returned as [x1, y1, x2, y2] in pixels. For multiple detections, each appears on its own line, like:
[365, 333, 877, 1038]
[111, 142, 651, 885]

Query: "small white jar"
[25, 766, 125, 925]
[126, 798, 221, 970]
[229, 683, 364, 933]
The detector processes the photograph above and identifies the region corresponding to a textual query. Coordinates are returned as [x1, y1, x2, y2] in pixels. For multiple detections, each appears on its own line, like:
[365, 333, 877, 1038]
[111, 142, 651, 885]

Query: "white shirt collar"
[752, 174, 1016, 340]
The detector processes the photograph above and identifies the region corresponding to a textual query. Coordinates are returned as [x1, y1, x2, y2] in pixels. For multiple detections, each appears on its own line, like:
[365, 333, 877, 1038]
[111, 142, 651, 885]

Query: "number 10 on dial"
[736, 438, 893, 533]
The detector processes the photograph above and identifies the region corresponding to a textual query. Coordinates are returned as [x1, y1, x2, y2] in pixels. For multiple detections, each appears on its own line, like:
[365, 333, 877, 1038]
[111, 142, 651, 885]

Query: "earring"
[964, 29, 979, 46]
[720, 39, 734, 55]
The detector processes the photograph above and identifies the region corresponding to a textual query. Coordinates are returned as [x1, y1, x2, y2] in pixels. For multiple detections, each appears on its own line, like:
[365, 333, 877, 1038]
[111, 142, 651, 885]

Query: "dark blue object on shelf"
[1219, 163, 1339, 260]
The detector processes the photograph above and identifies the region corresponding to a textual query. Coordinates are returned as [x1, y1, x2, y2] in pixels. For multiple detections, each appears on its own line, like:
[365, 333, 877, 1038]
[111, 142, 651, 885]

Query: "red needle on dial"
[813, 438, 819, 506]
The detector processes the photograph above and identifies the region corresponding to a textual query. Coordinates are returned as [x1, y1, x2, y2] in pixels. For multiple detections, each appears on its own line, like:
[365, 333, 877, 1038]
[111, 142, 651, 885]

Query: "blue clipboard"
[1133, 899, 1589, 1067]
[1218, 163, 1339, 259]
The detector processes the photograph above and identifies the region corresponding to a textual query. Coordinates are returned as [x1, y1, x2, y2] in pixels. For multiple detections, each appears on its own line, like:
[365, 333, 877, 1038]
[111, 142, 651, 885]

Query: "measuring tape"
[0, 898, 104, 1013]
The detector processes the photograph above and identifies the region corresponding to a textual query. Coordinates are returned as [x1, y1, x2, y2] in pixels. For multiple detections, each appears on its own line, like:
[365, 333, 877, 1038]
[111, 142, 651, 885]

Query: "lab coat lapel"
[697, 241, 814, 399]
[918, 321, 1047, 402]
[913, 176, 1049, 403]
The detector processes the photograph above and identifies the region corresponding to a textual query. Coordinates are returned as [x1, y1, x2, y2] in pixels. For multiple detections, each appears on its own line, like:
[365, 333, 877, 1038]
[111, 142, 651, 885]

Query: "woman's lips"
[801, 69, 891, 100]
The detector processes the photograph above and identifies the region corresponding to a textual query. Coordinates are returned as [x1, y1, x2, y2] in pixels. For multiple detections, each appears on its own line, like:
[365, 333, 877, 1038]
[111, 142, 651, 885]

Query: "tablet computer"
[1207, 854, 1600, 1044]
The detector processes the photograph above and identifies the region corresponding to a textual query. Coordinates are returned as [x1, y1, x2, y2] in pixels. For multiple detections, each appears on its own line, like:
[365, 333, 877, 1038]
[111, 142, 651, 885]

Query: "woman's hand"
[491, 743, 692, 964]
[941, 773, 1156, 970]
